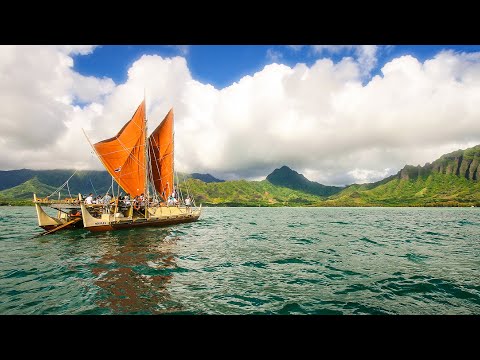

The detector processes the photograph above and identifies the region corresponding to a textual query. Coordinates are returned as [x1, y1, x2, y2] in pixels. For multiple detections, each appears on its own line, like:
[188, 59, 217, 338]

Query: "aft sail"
[148, 108, 174, 201]
[93, 101, 146, 197]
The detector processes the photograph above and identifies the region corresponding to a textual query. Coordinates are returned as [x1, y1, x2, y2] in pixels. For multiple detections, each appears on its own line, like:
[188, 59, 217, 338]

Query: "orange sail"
[148, 108, 174, 200]
[93, 101, 146, 197]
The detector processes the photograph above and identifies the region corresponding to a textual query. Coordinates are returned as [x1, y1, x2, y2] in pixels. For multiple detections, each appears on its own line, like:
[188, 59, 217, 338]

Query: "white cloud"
[311, 45, 378, 75]
[57, 45, 99, 55]
[168, 45, 190, 55]
[347, 168, 394, 184]
[266, 48, 283, 62]
[1, 46, 480, 187]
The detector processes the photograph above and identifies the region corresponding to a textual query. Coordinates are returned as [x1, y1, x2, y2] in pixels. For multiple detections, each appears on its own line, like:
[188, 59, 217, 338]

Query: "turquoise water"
[0, 206, 479, 314]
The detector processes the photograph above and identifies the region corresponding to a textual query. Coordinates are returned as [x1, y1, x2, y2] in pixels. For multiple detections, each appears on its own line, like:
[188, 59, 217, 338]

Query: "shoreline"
[1, 203, 477, 208]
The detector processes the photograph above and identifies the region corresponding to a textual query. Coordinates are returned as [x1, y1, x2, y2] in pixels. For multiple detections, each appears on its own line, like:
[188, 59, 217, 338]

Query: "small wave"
[324, 265, 365, 280]
[346, 302, 391, 315]
[2, 269, 34, 279]
[290, 237, 314, 244]
[423, 230, 447, 237]
[227, 294, 270, 307]
[272, 257, 311, 265]
[358, 236, 384, 246]
[287, 223, 307, 228]
[458, 220, 478, 226]
[242, 261, 267, 268]
[404, 253, 429, 263]
[334, 283, 376, 295]
[246, 233, 267, 241]
[286, 277, 327, 285]
[276, 302, 308, 314]
[310, 307, 344, 315]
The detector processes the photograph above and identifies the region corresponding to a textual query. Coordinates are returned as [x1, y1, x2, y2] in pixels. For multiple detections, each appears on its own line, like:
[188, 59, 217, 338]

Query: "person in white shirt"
[103, 193, 112, 204]
[85, 193, 93, 204]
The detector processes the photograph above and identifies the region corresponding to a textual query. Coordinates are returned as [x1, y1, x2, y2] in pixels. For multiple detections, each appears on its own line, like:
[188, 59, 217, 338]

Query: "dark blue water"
[0, 206, 479, 314]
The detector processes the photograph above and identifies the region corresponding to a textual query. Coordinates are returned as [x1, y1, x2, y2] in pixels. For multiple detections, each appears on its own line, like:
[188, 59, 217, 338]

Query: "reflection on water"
[89, 230, 182, 314]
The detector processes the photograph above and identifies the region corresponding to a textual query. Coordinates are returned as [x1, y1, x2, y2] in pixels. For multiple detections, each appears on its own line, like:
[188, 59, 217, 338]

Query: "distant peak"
[276, 165, 296, 173]
[191, 173, 225, 183]
[266, 165, 342, 197]
[267, 166, 303, 180]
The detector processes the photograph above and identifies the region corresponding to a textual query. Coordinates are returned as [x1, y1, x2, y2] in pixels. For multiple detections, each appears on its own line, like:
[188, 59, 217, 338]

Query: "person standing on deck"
[85, 193, 93, 205]
[102, 193, 112, 214]
[103, 193, 112, 204]
[138, 193, 145, 211]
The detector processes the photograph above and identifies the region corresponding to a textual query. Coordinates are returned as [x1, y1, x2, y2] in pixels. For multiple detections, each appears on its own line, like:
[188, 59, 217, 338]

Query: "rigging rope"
[90, 179, 98, 197]
[66, 180, 72, 199]
[47, 170, 78, 198]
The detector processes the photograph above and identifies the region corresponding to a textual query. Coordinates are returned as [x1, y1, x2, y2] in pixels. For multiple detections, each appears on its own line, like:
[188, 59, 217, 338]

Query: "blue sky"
[74, 45, 480, 89]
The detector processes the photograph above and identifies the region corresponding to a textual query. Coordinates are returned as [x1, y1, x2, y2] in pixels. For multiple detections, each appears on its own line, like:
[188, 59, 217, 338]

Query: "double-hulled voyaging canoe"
[80, 99, 201, 232]
[32, 98, 201, 236]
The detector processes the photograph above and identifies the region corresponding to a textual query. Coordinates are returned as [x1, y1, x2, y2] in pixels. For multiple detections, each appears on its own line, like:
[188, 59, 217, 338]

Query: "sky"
[1, 45, 480, 186]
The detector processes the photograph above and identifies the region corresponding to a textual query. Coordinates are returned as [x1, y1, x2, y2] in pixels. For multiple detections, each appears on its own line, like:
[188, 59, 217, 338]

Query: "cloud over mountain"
[1, 46, 480, 186]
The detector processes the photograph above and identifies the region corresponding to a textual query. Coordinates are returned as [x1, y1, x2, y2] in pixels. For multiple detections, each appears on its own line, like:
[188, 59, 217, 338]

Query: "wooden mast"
[144, 89, 149, 218]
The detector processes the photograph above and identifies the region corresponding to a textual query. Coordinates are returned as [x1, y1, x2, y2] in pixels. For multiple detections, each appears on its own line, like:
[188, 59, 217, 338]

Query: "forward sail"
[93, 101, 146, 197]
[148, 108, 174, 200]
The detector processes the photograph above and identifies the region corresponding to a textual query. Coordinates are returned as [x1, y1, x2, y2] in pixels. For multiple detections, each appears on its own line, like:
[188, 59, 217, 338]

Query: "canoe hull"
[86, 213, 200, 232]
[81, 202, 202, 232]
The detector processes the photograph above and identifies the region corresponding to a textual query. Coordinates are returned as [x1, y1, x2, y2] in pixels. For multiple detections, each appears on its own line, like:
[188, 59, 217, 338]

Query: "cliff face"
[398, 145, 480, 181]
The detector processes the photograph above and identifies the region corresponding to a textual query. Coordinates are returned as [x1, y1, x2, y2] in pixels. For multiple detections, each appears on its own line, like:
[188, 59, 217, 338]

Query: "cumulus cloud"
[311, 45, 378, 76]
[1, 46, 480, 187]
[56, 45, 98, 56]
[0, 45, 114, 169]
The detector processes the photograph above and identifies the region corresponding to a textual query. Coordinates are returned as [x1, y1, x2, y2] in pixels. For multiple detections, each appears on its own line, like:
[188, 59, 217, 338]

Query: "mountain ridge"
[0, 177, 58, 199]
[1, 145, 479, 206]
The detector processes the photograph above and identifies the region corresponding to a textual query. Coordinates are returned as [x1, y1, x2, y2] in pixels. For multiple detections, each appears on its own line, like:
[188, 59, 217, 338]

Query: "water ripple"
[0, 206, 479, 314]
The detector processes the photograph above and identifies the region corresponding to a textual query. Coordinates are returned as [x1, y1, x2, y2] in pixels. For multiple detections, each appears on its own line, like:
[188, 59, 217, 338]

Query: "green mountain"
[266, 165, 343, 196]
[180, 146, 480, 207]
[326, 173, 480, 207]
[327, 145, 480, 207]
[1, 145, 480, 206]
[178, 178, 323, 206]
[398, 145, 480, 181]
[0, 169, 225, 195]
[0, 177, 58, 199]
[190, 173, 224, 183]
[0, 169, 112, 195]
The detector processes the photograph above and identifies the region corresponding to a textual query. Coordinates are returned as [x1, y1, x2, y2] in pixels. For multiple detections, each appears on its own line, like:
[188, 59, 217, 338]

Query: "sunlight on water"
[0, 206, 479, 314]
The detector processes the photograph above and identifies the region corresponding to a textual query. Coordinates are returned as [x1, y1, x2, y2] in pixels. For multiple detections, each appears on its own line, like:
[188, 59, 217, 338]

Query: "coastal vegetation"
[1, 145, 479, 207]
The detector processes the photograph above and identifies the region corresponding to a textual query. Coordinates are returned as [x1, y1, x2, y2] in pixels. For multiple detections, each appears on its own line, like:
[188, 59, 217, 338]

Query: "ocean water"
[0, 206, 479, 315]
